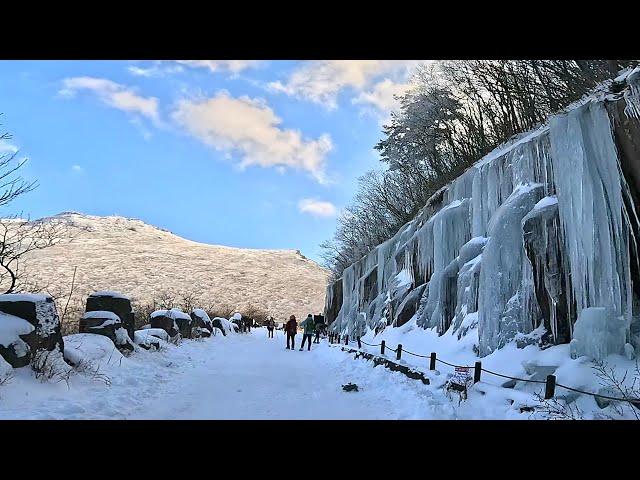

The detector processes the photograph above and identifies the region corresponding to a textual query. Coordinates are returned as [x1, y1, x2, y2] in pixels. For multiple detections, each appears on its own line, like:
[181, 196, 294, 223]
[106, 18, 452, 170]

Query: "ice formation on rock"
[326, 75, 640, 360]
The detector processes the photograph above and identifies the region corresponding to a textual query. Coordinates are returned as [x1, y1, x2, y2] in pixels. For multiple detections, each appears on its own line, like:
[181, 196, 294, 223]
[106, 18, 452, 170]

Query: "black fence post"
[396, 344, 402, 361]
[429, 352, 436, 370]
[545, 375, 556, 399]
[357, 337, 362, 349]
[474, 361, 482, 383]
[336, 334, 340, 344]
[345, 335, 349, 345]
[381, 340, 386, 355]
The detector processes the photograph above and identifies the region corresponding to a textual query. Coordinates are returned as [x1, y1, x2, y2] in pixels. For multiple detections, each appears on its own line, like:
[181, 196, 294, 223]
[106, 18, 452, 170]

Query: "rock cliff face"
[326, 68, 640, 360]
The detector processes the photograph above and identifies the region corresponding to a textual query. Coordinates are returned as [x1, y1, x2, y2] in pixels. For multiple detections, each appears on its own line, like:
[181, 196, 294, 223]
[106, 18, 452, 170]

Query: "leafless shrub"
[591, 360, 640, 420]
[532, 392, 585, 420]
[72, 358, 112, 386]
[30, 349, 73, 387]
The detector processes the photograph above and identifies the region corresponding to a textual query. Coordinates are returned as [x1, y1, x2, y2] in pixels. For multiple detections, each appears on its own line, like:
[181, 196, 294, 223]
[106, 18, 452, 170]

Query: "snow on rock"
[86, 291, 135, 341]
[0, 294, 50, 303]
[0, 312, 35, 368]
[134, 330, 168, 350]
[150, 310, 180, 338]
[89, 291, 130, 300]
[191, 309, 213, 335]
[0, 294, 64, 369]
[212, 317, 235, 336]
[79, 310, 135, 353]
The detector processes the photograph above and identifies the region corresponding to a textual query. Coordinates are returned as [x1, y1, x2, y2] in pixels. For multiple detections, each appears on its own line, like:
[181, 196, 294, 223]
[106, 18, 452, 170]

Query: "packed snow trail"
[130, 331, 446, 420]
[0, 329, 554, 419]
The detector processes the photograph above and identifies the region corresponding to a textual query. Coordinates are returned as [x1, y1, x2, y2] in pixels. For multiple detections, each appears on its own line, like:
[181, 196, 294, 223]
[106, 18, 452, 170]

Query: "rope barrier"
[400, 348, 430, 359]
[554, 382, 640, 403]
[353, 336, 640, 403]
[479, 367, 546, 384]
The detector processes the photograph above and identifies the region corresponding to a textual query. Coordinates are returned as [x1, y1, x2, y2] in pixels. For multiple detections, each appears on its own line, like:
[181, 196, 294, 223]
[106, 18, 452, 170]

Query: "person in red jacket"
[285, 315, 297, 350]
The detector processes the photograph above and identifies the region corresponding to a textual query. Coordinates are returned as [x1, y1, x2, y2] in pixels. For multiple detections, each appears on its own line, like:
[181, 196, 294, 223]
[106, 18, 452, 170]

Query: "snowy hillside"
[16, 212, 328, 323]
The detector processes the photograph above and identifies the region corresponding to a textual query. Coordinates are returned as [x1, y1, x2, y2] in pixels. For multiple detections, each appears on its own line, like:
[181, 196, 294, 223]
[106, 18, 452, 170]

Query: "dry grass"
[19, 213, 329, 325]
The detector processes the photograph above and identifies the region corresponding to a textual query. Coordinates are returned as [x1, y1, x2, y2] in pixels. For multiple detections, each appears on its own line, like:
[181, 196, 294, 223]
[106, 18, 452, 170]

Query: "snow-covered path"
[1, 329, 459, 419]
[131, 330, 442, 420]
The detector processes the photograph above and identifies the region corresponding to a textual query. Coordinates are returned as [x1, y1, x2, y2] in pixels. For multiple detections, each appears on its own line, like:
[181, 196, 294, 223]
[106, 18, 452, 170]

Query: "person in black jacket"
[285, 315, 297, 350]
[267, 317, 275, 338]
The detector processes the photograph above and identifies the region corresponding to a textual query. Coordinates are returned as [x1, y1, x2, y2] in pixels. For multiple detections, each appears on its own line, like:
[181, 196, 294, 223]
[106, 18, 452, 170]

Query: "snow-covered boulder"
[212, 317, 235, 336]
[63, 333, 125, 368]
[134, 330, 168, 350]
[0, 293, 65, 369]
[150, 310, 181, 338]
[191, 309, 213, 334]
[0, 311, 35, 368]
[86, 291, 135, 341]
[79, 311, 135, 353]
[166, 309, 193, 338]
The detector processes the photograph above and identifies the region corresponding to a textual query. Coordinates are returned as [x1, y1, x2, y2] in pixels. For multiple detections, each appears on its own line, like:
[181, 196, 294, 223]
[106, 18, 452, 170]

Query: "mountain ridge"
[15, 212, 329, 325]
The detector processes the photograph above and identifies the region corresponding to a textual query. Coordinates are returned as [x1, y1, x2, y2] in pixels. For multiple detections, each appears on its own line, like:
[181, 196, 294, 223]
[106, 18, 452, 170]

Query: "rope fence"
[328, 333, 640, 403]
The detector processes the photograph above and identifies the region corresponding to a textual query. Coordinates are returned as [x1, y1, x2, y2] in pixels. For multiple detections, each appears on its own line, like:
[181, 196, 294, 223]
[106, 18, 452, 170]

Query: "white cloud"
[172, 91, 333, 183]
[71, 164, 83, 173]
[298, 198, 337, 218]
[175, 60, 263, 74]
[0, 139, 18, 155]
[352, 78, 411, 114]
[59, 77, 160, 124]
[127, 63, 181, 78]
[268, 60, 421, 110]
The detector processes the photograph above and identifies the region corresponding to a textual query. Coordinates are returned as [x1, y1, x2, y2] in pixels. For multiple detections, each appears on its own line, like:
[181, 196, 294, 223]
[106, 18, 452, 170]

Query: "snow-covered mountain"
[18, 212, 329, 323]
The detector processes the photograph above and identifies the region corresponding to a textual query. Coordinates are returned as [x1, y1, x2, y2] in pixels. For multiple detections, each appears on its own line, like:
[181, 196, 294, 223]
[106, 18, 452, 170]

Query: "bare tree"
[0, 216, 70, 294]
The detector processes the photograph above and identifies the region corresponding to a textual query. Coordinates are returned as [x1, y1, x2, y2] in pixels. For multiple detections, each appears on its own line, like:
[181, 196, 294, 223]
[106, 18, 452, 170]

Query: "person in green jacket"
[299, 314, 315, 351]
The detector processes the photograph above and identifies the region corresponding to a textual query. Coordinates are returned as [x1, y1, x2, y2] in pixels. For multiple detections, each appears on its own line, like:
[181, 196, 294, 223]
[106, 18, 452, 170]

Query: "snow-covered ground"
[1, 325, 637, 419]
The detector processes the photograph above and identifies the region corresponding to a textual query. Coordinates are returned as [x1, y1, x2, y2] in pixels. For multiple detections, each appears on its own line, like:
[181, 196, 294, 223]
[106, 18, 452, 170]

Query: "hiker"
[267, 317, 275, 338]
[299, 314, 315, 351]
[285, 315, 297, 350]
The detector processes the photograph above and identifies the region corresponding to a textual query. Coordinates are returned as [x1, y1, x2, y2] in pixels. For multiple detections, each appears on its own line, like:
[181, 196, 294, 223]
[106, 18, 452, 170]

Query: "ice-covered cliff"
[326, 67, 640, 360]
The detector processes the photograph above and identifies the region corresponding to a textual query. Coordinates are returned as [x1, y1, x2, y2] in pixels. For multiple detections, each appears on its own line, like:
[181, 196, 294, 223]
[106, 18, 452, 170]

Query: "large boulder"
[133, 330, 169, 350]
[86, 291, 135, 341]
[149, 309, 182, 338]
[167, 309, 193, 338]
[191, 309, 213, 334]
[212, 317, 235, 336]
[79, 310, 135, 353]
[0, 294, 65, 369]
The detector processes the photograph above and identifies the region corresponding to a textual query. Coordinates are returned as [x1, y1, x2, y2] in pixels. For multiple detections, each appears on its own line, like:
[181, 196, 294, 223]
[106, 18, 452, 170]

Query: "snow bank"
[0, 312, 34, 347]
[63, 333, 125, 368]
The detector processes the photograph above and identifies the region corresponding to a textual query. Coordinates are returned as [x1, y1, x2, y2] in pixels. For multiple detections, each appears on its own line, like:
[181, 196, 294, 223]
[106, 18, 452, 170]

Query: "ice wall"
[327, 70, 640, 360]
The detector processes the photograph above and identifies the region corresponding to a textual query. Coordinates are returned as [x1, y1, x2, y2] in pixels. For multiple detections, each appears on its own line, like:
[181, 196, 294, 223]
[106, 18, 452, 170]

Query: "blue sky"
[0, 60, 421, 263]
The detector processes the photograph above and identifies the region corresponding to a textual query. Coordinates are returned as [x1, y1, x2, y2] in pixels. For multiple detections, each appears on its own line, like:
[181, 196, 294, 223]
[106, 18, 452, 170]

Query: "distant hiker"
[285, 315, 298, 350]
[299, 314, 314, 351]
[267, 317, 275, 338]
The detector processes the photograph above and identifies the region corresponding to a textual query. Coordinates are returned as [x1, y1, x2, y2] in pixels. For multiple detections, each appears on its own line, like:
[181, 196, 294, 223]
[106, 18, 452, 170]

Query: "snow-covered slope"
[17, 212, 329, 323]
